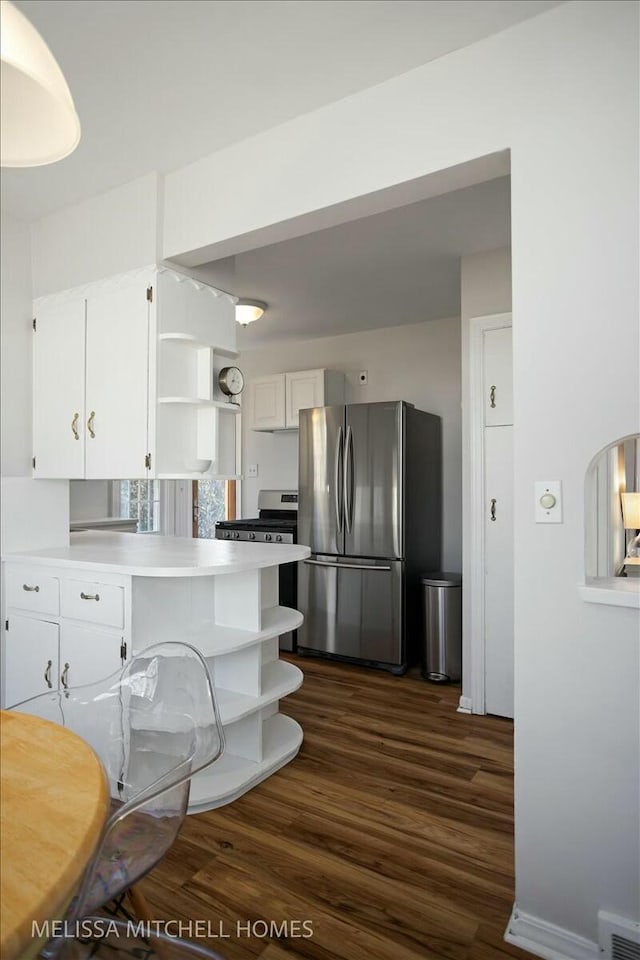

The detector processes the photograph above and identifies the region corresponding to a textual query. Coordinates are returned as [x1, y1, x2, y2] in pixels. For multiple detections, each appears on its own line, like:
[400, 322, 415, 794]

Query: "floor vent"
[599, 911, 640, 960]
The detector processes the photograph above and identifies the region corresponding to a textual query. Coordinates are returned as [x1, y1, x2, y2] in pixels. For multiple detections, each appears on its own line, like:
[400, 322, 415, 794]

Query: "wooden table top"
[0, 710, 109, 960]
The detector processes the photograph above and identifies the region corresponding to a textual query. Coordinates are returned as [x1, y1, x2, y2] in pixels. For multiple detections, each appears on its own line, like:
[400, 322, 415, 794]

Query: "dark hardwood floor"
[139, 655, 534, 960]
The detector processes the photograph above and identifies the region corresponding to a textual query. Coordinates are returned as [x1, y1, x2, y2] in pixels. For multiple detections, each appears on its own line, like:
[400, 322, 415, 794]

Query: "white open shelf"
[216, 660, 303, 725]
[185, 606, 303, 657]
[159, 332, 239, 359]
[158, 397, 241, 409]
[188, 714, 303, 813]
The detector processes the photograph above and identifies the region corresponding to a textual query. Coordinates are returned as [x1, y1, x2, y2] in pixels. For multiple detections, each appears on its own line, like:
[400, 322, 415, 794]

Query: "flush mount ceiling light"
[1, 0, 81, 167]
[235, 299, 266, 326]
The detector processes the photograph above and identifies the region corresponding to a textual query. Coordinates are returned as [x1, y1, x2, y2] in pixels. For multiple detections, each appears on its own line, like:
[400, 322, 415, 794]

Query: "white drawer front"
[5, 567, 59, 615]
[60, 579, 124, 628]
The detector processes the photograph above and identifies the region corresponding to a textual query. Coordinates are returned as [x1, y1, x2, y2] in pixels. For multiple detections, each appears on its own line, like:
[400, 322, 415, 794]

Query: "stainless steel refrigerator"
[297, 401, 441, 672]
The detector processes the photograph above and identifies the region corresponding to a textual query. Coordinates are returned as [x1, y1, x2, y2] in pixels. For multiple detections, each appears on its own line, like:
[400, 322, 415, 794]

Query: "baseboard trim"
[457, 695, 473, 714]
[505, 905, 599, 960]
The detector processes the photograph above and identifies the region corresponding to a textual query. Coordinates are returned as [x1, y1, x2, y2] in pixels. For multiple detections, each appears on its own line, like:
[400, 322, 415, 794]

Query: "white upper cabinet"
[483, 326, 513, 426]
[249, 369, 345, 432]
[32, 265, 239, 480]
[33, 299, 86, 478]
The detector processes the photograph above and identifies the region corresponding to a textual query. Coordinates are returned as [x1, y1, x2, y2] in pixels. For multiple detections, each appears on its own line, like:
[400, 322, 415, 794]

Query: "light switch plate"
[535, 480, 562, 523]
[247, 464, 258, 478]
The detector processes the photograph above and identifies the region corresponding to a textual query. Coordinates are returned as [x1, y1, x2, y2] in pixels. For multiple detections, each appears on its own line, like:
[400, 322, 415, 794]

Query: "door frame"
[468, 311, 512, 715]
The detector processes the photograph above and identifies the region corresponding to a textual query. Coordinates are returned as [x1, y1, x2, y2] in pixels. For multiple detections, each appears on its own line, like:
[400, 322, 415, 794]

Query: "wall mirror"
[585, 433, 640, 580]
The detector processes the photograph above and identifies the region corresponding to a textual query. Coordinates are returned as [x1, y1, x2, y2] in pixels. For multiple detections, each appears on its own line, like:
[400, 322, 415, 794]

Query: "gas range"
[214, 490, 298, 544]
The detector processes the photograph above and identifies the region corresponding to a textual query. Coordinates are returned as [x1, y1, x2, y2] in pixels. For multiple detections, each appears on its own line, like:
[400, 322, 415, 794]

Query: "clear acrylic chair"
[10, 641, 224, 929]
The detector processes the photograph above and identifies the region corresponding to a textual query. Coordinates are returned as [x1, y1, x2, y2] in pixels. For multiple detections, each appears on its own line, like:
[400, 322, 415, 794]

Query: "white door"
[483, 327, 513, 427]
[85, 279, 150, 479]
[285, 369, 324, 427]
[5, 615, 59, 707]
[33, 299, 86, 478]
[249, 375, 286, 431]
[60, 623, 126, 689]
[484, 425, 514, 718]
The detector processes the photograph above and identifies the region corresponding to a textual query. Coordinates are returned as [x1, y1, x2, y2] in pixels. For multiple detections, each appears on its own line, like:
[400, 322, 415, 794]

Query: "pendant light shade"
[1, 0, 81, 167]
[235, 299, 266, 326]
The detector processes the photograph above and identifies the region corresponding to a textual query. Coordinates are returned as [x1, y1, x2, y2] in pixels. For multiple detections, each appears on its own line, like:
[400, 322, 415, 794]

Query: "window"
[115, 480, 160, 533]
[193, 480, 236, 537]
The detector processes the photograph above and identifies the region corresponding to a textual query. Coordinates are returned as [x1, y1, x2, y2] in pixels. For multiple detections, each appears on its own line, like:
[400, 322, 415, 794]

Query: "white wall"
[1, 213, 33, 476]
[240, 316, 462, 571]
[30, 172, 160, 298]
[69, 480, 111, 521]
[159, 2, 639, 949]
[460, 248, 512, 699]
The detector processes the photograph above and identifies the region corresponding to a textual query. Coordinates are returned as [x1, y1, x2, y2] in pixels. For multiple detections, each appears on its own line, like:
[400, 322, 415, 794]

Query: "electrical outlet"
[358, 370, 368, 385]
[247, 464, 258, 478]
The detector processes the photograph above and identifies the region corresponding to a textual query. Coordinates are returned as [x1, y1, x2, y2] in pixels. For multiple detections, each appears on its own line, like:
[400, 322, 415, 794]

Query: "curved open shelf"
[188, 714, 303, 813]
[158, 396, 241, 409]
[159, 332, 239, 359]
[216, 661, 303, 725]
[185, 606, 304, 657]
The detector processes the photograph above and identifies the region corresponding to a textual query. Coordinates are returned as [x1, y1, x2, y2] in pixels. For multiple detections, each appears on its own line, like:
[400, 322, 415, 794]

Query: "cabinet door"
[60, 622, 126, 689]
[484, 424, 514, 719]
[5, 615, 59, 707]
[249, 375, 286, 431]
[33, 298, 86, 478]
[285, 370, 325, 428]
[483, 326, 513, 426]
[85, 278, 150, 478]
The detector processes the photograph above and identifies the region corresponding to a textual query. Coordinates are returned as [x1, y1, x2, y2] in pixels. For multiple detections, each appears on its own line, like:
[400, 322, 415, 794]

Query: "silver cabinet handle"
[344, 425, 354, 534]
[61, 662, 70, 689]
[80, 591, 100, 601]
[22, 583, 40, 592]
[87, 411, 96, 438]
[489, 385, 496, 408]
[304, 559, 391, 572]
[334, 426, 344, 533]
[490, 498, 497, 521]
[44, 660, 53, 688]
[71, 412, 80, 440]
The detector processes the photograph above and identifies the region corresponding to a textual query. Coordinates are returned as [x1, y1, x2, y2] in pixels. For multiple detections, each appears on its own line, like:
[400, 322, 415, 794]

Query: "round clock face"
[218, 366, 244, 396]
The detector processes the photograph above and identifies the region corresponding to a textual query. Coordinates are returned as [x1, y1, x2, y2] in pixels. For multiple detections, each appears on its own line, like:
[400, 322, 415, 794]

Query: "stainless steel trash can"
[421, 573, 462, 682]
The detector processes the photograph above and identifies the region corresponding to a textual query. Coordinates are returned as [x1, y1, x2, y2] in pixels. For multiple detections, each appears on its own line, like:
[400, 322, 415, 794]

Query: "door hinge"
[32, 318, 37, 331]
[5, 620, 8, 632]
[145, 453, 151, 469]
[146, 285, 153, 303]
[120, 640, 127, 661]
[32, 456, 36, 469]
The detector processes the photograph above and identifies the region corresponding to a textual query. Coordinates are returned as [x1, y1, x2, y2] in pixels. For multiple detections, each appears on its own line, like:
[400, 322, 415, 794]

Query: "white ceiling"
[197, 175, 511, 346]
[2, 0, 560, 222]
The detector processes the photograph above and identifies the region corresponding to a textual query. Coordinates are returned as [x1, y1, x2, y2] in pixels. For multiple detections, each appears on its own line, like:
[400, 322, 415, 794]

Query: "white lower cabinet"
[5, 615, 59, 707]
[59, 622, 126, 691]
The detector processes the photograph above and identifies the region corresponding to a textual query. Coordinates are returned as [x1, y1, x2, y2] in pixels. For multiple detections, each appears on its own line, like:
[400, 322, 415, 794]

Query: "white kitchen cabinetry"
[2, 564, 129, 708]
[32, 265, 239, 480]
[2, 532, 310, 811]
[249, 369, 344, 432]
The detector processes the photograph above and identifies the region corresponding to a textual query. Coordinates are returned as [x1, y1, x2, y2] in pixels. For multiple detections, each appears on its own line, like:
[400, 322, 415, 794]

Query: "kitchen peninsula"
[2, 532, 310, 812]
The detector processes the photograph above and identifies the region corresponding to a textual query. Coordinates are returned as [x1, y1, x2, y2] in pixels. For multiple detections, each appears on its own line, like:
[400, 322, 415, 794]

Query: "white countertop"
[3, 531, 311, 578]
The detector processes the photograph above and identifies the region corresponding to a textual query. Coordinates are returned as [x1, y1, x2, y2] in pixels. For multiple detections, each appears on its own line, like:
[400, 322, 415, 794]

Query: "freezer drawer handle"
[304, 560, 391, 572]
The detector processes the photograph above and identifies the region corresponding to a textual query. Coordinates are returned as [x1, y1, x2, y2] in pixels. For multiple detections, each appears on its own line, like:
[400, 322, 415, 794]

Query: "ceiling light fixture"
[235, 299, 266, 326]
[1, 0, 81, 167]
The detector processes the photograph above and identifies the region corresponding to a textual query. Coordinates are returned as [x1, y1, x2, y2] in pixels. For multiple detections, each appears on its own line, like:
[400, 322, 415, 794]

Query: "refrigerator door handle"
[344, 424, 354, 533]
[334, 426, 344, 533]
[304, 560, 392, 572]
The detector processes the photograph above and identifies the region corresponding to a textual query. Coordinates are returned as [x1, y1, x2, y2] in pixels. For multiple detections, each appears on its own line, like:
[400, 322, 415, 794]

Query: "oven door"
[297, 555, 404, 666]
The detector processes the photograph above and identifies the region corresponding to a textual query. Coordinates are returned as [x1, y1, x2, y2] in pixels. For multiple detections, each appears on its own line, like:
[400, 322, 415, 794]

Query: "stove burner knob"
[265, 534, 272, 542]
[233, 532, 240, 539]
[276, 535, 282, 542]
[249, 532, 256, 540]
[224, 531, 231, 539]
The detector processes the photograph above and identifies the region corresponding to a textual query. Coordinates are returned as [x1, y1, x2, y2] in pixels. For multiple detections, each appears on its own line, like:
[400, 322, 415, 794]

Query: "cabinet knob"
[80, 592, 100, 601]
[490, 498, 497, 521]
[489, 385, 497, 409]
[61, 663, 70, 689]
[22, 583, 40, 592]
[87, 411, 96, 438]
[44, 660, 53, 689]
[71, 412, 80, 440]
